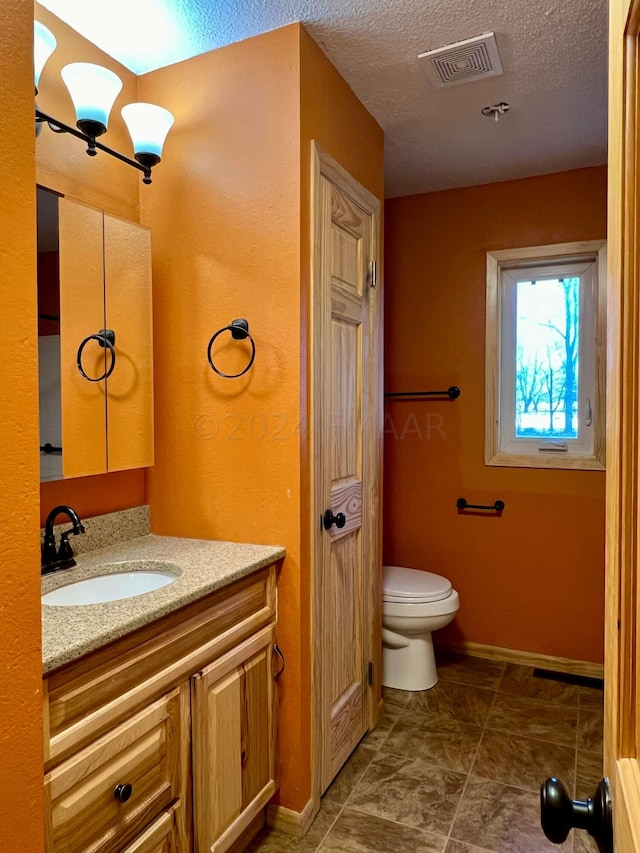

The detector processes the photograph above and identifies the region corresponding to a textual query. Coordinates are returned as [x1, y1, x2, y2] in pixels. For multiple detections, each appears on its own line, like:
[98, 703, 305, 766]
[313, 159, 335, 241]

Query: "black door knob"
[540, 777, 613, 853]
[323, 509, 346, 530]
[114, 783, 133, 803]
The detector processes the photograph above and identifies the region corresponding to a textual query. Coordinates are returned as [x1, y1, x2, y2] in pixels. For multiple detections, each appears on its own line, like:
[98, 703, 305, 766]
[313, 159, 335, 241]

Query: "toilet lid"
[383, 565, 452, 603]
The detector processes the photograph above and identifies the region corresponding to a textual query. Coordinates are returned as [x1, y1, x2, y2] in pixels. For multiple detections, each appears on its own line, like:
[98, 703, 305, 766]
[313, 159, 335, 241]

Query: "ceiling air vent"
[418, 32, 503, 88]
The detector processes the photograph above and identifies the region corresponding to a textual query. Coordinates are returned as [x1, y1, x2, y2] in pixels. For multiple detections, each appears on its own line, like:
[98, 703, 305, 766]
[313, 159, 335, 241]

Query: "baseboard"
[266, 796, 319, 839]
[436, 639, 604, 680]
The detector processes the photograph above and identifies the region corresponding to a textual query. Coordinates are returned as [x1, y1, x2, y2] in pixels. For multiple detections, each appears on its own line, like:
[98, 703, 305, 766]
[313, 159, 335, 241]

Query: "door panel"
[191, 626, 275, 853]
[312, 144, 382, 797]
[331, 317, 359, 482]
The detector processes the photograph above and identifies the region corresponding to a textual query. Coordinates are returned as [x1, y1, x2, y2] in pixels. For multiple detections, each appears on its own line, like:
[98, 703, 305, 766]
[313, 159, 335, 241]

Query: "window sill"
[485, 450, 605, 471]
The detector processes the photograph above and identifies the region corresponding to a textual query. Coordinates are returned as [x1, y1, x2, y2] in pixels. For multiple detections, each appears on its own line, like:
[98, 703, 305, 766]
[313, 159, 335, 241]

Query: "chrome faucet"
[41, 505, 85, 575]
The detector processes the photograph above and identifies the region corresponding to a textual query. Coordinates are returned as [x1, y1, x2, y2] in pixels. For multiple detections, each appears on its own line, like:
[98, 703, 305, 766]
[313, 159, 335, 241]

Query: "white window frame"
[485, 240, 606, 471]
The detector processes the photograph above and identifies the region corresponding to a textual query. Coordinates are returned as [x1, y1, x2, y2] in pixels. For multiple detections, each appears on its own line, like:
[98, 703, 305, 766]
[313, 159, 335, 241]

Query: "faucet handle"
[57, 525, 85, 561]
[57, 531, 74, 562]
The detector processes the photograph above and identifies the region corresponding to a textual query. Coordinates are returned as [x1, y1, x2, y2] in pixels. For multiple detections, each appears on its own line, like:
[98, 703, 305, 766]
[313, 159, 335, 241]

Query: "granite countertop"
[42, 534, 285, 674]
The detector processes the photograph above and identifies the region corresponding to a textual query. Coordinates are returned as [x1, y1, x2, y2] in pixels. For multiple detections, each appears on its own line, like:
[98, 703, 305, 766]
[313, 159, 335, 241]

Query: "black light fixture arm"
[35, 108, 153, 184]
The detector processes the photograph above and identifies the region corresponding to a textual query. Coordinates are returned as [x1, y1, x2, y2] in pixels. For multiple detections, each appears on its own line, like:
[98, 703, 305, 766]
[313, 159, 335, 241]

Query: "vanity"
[42, 527, 285, 852]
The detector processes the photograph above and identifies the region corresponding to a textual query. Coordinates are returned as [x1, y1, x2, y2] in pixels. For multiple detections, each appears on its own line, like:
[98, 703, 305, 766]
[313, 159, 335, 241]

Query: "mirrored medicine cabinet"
[37, 186, 154, 481]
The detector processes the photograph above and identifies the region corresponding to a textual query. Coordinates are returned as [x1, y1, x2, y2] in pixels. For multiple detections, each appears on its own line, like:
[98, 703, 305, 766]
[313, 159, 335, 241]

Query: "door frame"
[309, 142, 383, 808]
[607, 0, 640, 843]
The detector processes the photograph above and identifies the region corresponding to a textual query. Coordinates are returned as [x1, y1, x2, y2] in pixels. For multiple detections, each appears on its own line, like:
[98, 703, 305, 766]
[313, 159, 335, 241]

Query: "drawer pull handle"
[114, 783, 133, 803]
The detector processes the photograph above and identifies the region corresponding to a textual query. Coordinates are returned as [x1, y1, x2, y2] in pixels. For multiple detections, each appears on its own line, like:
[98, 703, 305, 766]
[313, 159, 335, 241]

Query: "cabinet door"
[59, 196, 107, 477]
[191, 625, 276, 853]
[55, 198, 153, 478]
[104, 213, 154, 471]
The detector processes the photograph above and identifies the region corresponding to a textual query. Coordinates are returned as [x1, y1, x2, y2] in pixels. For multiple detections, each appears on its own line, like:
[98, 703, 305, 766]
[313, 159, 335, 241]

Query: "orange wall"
[35, 5, 146, 524]
[141, 24, 384, 812]
[0, 1, 43, 847]
[384, 166, 607, 664]
[140, 25, 306, 808]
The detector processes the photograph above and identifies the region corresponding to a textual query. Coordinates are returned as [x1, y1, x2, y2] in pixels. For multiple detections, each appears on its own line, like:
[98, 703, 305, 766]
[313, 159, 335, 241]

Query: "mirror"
[36, 187, 154, 481]
[37, 186, 63, 482]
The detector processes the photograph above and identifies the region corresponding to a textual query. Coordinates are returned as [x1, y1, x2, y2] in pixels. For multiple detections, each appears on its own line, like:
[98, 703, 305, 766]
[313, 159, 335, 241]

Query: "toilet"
[382, 565, 460, 691]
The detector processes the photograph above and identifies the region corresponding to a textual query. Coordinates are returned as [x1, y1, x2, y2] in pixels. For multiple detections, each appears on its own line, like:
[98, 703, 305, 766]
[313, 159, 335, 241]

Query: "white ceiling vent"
[418, 32, 503, 88]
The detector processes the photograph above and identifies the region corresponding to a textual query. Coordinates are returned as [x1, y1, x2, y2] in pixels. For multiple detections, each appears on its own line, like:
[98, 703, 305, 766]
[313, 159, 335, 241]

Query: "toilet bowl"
[382, 565, 460, 691]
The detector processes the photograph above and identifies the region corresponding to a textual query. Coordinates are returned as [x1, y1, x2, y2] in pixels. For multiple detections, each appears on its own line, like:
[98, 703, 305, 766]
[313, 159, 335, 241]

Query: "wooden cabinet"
[122, 806, 182, 853]
[58, 196, 153, 478]
[44, 566, 279, 852]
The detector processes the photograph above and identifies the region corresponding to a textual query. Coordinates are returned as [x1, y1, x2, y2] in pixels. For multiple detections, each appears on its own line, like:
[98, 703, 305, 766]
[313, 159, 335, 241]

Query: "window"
[485, 241, 606, 470]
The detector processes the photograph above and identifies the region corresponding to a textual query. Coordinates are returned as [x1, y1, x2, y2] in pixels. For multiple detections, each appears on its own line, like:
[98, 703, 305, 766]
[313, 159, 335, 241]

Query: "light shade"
[34, 21, 56, 90]
[121, 103, 174, 167]
[61, 62, 122, 137]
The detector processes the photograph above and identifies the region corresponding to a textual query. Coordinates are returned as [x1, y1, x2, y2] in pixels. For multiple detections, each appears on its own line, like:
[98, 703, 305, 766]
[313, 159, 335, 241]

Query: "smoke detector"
[418, 32, 503, 88]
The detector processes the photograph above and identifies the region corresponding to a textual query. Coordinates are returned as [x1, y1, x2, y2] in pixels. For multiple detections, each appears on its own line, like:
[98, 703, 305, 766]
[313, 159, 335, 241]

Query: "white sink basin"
[42, 561, 181, 606]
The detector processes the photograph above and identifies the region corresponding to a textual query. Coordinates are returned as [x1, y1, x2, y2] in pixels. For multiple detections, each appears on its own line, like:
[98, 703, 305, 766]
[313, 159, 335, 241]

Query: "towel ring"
[77, 329, 116, 382]
[207, 319, 256, 378]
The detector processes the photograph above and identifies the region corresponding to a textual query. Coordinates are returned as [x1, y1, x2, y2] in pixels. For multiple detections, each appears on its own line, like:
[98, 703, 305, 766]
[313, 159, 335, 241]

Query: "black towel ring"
[77, 329, 116, 382]
[207, 319, 256, 378]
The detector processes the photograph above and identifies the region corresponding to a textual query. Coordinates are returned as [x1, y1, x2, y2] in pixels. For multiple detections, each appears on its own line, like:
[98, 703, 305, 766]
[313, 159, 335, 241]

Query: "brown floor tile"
[246, 802, 342, 852]
[578, 686, 604, 710]
[577, 708, 603, 754]
[499, 665, 580, 707]
[487, 693, 578, 747]
[323, 743, 377, 805]
[318, 808, 446, 853]
[383, 715, 483, 773]
[445, 842, 494, 853]
[451, 775, 558, 852]
[435, 651, 505, 690]
[406, 680, 495, 726]
[361, 711, 398, 751]
[347, 752, 466, 835]
[382, 686, 412, 714]
[575, 750, 603, 800]
[472, 729, 576, 793]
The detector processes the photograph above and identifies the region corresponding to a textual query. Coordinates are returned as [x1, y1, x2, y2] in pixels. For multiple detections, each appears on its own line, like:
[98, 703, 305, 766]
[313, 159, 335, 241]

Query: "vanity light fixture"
[34, 21, 56, 92]
[34, 21, 174, 184]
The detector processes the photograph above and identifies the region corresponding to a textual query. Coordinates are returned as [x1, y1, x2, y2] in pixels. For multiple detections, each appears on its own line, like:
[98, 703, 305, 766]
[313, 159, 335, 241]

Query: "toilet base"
[382, 631, 438, 691]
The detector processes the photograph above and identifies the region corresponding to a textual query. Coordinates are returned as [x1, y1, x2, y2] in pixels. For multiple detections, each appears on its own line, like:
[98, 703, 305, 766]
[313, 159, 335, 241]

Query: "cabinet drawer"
[45, 688, 183, 853]
[122, 804, 180, 853]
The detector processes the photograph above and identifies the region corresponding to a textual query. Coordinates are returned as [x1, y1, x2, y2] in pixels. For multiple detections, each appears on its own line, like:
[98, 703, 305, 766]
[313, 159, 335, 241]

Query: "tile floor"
[248, 653, 604, 853]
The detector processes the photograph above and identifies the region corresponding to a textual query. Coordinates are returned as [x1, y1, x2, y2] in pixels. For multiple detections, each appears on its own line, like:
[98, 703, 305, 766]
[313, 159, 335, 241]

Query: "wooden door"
[311, 144, 382, 797]
[191, 626, 276, 853]
[606, 0, 640, 847]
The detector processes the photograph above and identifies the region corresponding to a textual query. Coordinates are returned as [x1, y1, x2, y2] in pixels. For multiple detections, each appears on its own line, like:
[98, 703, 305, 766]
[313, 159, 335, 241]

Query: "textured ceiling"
[39, 0, 609, 197]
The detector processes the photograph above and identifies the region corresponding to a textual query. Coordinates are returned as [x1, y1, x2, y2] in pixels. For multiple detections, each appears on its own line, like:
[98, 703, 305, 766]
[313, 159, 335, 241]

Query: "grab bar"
[385, 386, 460, 400]
[457, 498, 505, 512]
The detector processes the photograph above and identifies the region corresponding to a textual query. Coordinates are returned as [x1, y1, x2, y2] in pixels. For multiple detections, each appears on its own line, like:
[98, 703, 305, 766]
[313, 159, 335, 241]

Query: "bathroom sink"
[42, 561, 181, 606]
